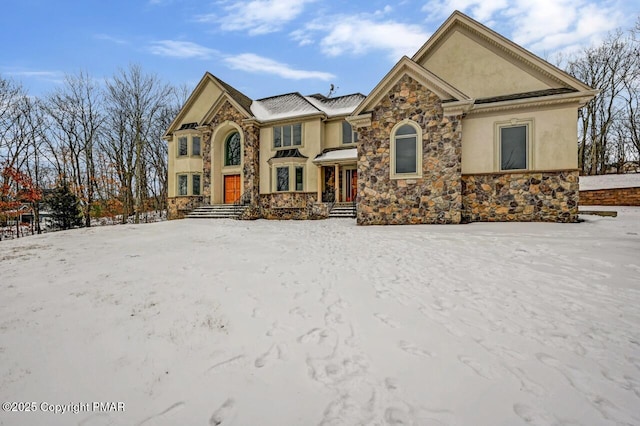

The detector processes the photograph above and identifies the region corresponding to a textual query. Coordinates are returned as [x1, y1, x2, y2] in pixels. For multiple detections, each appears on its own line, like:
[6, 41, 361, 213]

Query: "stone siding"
[259, 193, 327, 220]
[203, 101, 260, 209]
[579, 187, 640, 206]
[461, 170, 579, 223]
[168, 196, 206, 220]
[202, 130, 213, 200]
[357, 74, 463, 225]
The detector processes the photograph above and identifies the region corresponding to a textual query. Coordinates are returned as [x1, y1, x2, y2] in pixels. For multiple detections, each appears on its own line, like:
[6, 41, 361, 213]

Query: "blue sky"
[1, 0, 637, 100]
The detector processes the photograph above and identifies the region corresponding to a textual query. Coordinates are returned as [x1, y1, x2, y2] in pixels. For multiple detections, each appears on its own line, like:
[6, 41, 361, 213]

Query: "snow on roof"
[250, 93, 321, 122]
[580, 174, 640, 191]
[313, 148, 358, 163]
[304, 93, 366, 117]
[250, 92, 366, 122]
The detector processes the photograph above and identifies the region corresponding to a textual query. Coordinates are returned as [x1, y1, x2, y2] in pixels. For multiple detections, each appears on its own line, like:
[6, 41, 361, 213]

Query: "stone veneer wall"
[168, 196, 206, 219]
[461, 170, 579, 223]
[579, 187, 640, 206]
[259, 193, 328, 220]
[357, 74, 463, 225]
[203, 100, 260, 214]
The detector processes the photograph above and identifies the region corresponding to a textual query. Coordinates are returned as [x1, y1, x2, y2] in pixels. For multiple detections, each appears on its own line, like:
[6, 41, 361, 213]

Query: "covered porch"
[313, 148, 358, 204]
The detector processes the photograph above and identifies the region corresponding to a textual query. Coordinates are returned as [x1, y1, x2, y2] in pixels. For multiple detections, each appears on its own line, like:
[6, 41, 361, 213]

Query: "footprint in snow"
[513, 403, 558, 425]
[297, 328, 329, 344]
[254, 343, 288, 368]
[458, 355, 498, 379]
[209, 398, 236, 426]
[207, 355, 246, 373]
[374, 313, 400, 328]
[136, 401, 185, 425]
[398, 341, 433, 357]
[535, 352, 561, 368]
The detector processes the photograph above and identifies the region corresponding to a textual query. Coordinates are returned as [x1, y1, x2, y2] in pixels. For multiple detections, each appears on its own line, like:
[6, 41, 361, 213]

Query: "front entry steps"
[329, 202, 356, 218]
[187, 204, 247, 219]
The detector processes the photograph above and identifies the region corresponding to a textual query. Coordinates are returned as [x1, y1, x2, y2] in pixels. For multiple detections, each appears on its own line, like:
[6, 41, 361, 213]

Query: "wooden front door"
[224, 174, 241, 204]
[345, 169, 357, 202]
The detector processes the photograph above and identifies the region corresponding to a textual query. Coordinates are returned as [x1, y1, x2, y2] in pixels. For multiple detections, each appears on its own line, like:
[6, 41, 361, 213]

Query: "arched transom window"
[225, 132, 241, 166]
[391, 121, 422, 179]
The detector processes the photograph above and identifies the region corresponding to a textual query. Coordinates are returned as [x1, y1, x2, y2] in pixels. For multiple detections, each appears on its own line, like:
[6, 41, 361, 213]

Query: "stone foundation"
[259, 193, 327, 220]
[579, 187, 640, 206]
[168, 196, 206, 219]
[461, 170, 579, 223]
[357, 74, 463, 225]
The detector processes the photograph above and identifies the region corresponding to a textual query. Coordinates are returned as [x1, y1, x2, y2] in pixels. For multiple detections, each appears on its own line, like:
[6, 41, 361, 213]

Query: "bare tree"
[0, 76, 28, 170]
[43, 71, 103, 227]
[568, 27, 639, 174]
[103, 64, 173, 223]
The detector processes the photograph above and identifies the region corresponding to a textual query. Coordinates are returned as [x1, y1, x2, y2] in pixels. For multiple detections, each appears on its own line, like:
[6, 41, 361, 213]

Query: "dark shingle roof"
[475, 88, 577, 104]
[211, 75, 253, 113]
[178, 122, 198, 130]
[271, 148, 308, 159]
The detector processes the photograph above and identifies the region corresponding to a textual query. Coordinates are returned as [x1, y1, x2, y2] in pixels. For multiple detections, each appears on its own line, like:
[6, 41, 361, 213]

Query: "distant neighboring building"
[164, 11, 597, 224]
[580, 173, 640, 206]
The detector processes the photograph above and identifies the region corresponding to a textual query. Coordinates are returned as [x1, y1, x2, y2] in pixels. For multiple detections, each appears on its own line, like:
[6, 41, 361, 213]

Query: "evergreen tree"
[47, 180, 82, 230]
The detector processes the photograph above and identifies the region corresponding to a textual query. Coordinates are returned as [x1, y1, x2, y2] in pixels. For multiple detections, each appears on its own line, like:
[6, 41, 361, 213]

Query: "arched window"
[224, 132, 241, 166]
[391, 121, 422, 179]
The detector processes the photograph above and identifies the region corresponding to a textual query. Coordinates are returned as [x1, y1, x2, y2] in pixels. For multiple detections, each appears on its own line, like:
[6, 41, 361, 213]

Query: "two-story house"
[164, 11, 597, 224]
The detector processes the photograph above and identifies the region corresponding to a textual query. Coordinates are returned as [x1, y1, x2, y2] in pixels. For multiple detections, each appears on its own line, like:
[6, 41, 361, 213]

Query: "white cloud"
[294, 15, 430, 61]
[149, 40, 219, 59]
[5, 70, 61, 78]
[224, 53, 335, 80]
[422, 0, 508, 22]
[421, 0, 625, 54]
[510, 1, 623, 52]
[94, 34, 128, 45]
[198, 0, 316, 35]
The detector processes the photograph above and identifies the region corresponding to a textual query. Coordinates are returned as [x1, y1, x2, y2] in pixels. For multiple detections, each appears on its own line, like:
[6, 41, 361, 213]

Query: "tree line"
[562, 18, 640, 174]
[1, 21, 639, 237]
[1, 65, 187, 237]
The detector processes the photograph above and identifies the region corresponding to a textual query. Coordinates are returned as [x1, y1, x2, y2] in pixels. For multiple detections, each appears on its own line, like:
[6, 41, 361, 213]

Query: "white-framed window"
[178, 137, 188, 156]
[177, 173, 202, 196]
[342, 121, 358, 144]
[178, 174, 188, 195]
[192, 174, 201, 196]
[390, 120, 422, 179]
[192, 136, 201, 156]
[272, 164, 305, 192]
[496, 119, 532, 171]
[225, 132, 241, 166]
[295, 166, 303, 191]
[177, 134, 202, 157]
[276, 167, 289, 191]
[273, 123, 302, 148]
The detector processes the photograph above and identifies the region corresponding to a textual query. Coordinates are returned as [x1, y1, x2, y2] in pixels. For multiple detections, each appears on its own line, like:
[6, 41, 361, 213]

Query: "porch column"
[317, 166, 322, 202]
[334, 164, 340, 203]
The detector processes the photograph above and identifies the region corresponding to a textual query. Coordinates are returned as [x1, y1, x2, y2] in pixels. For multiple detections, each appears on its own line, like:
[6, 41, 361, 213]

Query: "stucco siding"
[167, 139, 203, 197]
[180, 81, 222, 125]
[420, 29, 554, 99]
[461, 105, 578, 174]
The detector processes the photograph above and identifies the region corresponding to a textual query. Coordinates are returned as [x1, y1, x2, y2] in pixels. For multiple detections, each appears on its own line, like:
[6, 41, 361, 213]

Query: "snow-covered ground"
[1, 210, 639, 426]
[580, 173, 640, 191]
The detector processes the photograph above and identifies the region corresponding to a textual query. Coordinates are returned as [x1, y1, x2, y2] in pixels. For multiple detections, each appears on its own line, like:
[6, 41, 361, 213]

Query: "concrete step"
[329, 203, 356, 218]
[186, 204, 247, 219]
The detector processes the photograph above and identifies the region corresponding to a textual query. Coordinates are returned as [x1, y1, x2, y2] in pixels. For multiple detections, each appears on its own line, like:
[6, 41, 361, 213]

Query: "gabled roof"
[250, 92, 365, 122]
[164, 72, 253, 138]
[210, 75, 253, 113]
[352, 56, 471, 116]
[251, 92, 321, 122]
[411, 10, 592, 92]
[304, 93, 366, 118]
